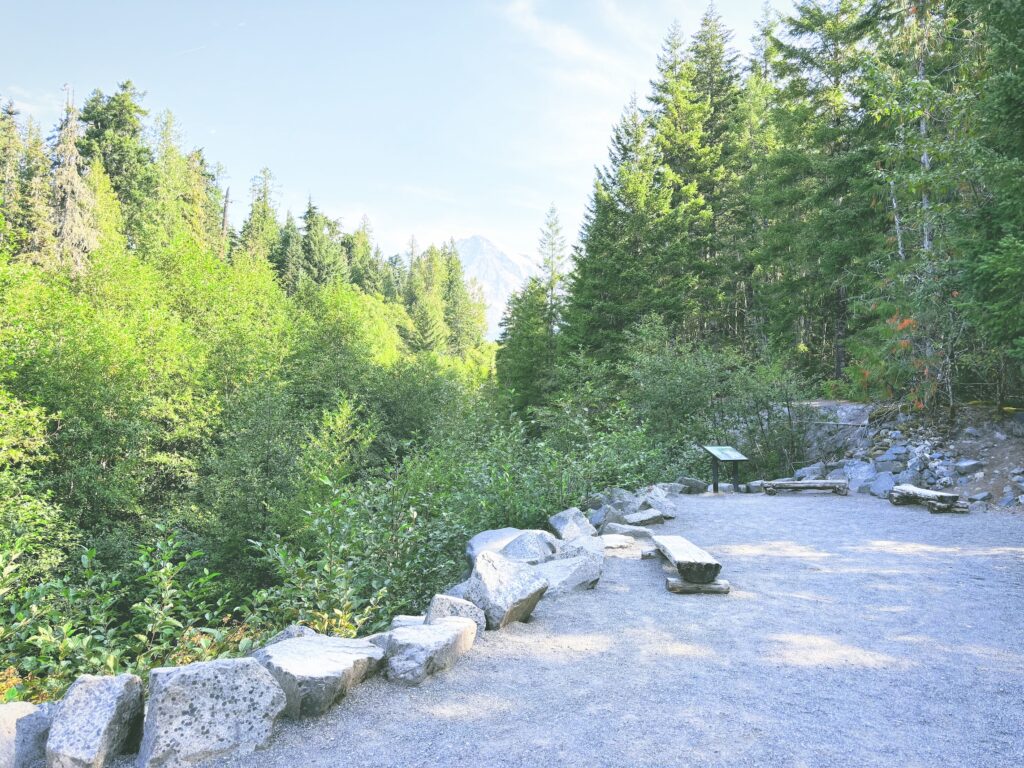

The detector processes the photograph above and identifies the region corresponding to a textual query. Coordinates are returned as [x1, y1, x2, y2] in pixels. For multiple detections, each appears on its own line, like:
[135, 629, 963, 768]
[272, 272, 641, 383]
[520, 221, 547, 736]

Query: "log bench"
[652, 535, 722, 584]
[666, 577, 731, 594]
[763, 479, 849, 496]
[888, 484, 969, 513]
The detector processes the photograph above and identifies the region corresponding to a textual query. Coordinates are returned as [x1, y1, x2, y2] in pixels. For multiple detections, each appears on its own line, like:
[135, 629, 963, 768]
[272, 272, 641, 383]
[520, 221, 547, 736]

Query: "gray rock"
[251, 635, 384, 718]
[968, 501, 988, 513]
[673, 476, 707, 494]
[652, 535, 722, 584]
[463, 551, 548, 630]
[601, 522, 654, 543]
[997, 495, 1016, 508]
[465, 527, 523, 564]
[1, 702, 52, 768]
[844, 460, 878, 494]
[530, 556, 601, 595]
[897, 468, 922, 485]
[426, 595, 486, 639]
[600, 534, 636, 550]
[46, 674, 142, 768]
[261, 624, 317, 649]
[955, 459, 985, 475]
[499, 530, 559, 564]
[826, 468, 847, 481]
[654, 482, 686, 495]
[874, 456, 906, 473]
[583, 488, 638, 512]
[389, 615, 425, 629]
[746, 480, 765, 493]
[636, 485, 669, 510]
[963, 426, 981, 438]
[1010, 467, 1024, 477]
[888, 445, 910, 456]
[382, 618, 476, 685]
[622, 509, 664, 526]
[968, 491, 992, 502]
[869, 472, 896, 499]
[548, 507, 597, 540]
[445, 580, 470, 600]
[555, 535, 605, 568]
[707, 483, 735, 493]
[137, 658, 285, 768]
[586, 506, 611, 528]
[794, 462, 826, 481]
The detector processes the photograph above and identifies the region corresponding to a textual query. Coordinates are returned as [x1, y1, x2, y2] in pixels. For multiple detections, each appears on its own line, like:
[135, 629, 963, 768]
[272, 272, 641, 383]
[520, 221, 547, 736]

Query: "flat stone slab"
[390, 615, 426, 629]
[137, 658, 285, 767]
[465, 527, 522, 563]
[666, 577, 731, 595]
[46, 674, 142, 768]
[601, 522, 654, 542]
[623, 509, 665, 526]
[652, 535, 722, 584]
[382, 618, 476, 685]
[251, 634, 384, 718]
[530, 555, 601, 596]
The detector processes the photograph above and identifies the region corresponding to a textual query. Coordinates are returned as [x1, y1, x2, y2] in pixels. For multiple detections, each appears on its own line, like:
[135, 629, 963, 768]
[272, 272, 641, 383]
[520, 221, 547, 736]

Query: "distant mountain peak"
[455, 236, 538, 340]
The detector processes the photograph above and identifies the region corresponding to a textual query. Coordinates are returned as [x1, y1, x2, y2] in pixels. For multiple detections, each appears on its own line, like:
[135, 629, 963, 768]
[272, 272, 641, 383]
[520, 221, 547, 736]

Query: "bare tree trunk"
[890, 180, 906, 260]
[917, 3, 933, 253]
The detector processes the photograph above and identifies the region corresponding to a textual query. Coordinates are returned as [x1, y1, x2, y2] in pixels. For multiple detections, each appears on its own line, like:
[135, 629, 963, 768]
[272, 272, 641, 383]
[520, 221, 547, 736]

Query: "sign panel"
[701, 445, 748, 462]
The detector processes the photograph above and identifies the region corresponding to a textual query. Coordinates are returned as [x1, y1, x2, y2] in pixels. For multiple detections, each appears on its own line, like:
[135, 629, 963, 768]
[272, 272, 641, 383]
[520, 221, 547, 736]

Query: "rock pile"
[0, 480, 717, 767]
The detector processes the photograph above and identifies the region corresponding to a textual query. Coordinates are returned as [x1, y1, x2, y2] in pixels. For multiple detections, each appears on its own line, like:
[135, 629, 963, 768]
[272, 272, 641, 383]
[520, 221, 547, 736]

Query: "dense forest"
[2, 0, 1021, 701]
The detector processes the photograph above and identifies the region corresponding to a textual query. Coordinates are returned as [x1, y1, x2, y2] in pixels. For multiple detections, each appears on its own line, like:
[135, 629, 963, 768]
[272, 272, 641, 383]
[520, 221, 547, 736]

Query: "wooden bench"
[888, 484, 969, 513]
[763, 479, 849, 496]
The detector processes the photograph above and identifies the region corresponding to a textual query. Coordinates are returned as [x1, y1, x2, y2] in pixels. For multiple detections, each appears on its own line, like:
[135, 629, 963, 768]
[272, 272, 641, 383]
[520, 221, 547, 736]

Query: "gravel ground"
[201, 492, 1024, 767]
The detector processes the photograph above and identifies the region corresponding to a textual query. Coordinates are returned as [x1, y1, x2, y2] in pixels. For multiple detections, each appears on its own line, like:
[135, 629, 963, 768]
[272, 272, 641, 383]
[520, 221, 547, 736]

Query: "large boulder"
[581, 487, 638, 512]
[46, 674, 142, 768]
[636, 485, 669, 510]
[673, 476, 708, 494]
[869, 471, 896, 498]
[465, 527, 522, 564]
[555, 535, 604, 569]
[498, 530, 559, 565]
[794, 462, 826, 480]
[137, 658, 285, 768]
[463, 551, 548, 630]
[251, 635, 384, 718]
[530, 556, 601, 596]
[843, 460, 878, 494]
[381, 618, 476, 685]
[260, 624, 317, 648]
[425, 594, 486, 639]
[548, 508, 596, 540]
[389, 615, 425, 629]
[653, 482, 686, 495]
[1, 702, 52, 768]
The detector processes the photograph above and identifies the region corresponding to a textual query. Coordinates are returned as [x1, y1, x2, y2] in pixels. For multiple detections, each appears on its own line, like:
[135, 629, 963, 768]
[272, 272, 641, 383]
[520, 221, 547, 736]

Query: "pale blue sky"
[3, 0, 791, 261]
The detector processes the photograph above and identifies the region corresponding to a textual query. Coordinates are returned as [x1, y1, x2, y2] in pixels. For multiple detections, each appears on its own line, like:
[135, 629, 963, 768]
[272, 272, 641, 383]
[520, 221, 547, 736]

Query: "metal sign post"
[700, 445, 749, 493]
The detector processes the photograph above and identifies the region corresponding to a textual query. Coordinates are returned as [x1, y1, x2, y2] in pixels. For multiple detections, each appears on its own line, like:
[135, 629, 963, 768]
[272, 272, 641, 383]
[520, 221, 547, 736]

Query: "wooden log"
[763, 479, 849, 496]
[666, 577, 731, 595]
[888, 484, 964, 512]
[651, 535, 722, 584]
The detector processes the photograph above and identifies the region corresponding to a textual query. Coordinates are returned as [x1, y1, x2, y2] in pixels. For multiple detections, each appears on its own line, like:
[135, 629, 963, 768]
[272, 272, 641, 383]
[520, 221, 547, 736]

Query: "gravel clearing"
[199, 492, 1024, 767]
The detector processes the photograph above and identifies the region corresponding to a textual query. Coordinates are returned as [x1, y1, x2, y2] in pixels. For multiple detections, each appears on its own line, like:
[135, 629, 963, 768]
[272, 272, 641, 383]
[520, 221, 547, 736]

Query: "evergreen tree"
[274, 211, 302, 285]
[497, 206, 567, 411]
[347, 216, 385, 294]
[50, 101, 97, 275]
[238, 167, 279, 263]
[16, 120, 56, 266]
[79, 81, 155, 243]
[287, 199, 347, 291]
[0, 99, 21, 257]
[441, 240, 486, 354]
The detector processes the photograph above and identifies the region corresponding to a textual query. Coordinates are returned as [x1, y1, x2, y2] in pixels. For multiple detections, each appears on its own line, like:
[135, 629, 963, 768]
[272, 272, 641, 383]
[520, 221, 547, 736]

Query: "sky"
[2, 0, 792, 262]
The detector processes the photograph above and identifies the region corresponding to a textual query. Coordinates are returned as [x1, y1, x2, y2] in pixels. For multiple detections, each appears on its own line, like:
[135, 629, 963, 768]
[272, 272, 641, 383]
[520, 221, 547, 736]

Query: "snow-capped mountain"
[456, 235, 538, 339]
